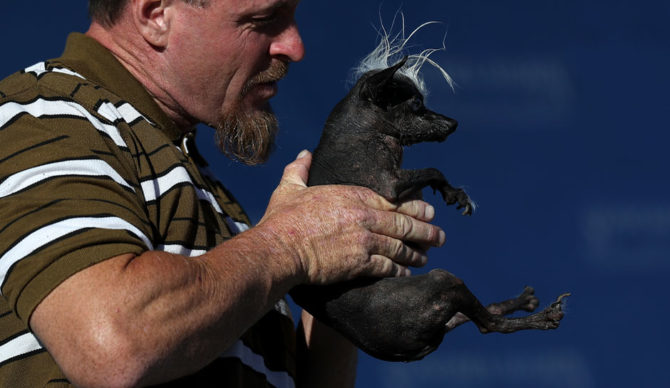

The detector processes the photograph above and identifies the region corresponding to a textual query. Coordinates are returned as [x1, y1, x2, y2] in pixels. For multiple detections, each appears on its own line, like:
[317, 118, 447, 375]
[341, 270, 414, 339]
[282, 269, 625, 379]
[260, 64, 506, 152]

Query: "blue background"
[3, 1, 668, 387]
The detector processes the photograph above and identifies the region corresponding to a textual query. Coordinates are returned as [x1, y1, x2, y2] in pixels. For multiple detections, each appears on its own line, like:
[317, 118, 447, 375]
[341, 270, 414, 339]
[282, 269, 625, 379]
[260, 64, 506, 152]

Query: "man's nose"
[269, 21, 305, 62]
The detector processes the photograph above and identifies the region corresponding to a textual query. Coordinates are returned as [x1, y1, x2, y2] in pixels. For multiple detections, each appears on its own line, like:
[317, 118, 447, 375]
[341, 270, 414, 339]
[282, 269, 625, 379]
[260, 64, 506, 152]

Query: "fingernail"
[425, 205, 435, 221]
[438, 230, 446, 246]
[296, 149, 309, 159]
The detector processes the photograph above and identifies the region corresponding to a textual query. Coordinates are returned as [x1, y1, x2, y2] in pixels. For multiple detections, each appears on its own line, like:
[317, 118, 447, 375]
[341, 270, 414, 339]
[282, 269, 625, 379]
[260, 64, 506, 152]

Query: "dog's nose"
[429, 110, 458, 133]
[441, 116, 458, 135]
[446, 117, 458, 131]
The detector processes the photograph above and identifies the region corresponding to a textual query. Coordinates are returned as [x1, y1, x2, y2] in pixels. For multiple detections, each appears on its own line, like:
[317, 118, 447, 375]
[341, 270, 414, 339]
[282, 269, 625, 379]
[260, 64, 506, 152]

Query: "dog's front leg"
[395, 168, 474, 215]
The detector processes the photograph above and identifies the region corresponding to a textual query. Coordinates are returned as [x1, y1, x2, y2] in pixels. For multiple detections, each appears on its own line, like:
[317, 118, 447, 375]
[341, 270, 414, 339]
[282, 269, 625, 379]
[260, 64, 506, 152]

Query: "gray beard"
[214, 61, 288, 165]
[214, 104, 278, 165]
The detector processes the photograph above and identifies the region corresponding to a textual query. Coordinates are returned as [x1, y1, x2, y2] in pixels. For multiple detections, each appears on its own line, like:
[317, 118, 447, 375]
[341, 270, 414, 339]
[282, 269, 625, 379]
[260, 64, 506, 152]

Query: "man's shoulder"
[1, 60, 126, 110]
[1, 61, 82, 101]
[1, 60, 156, 148]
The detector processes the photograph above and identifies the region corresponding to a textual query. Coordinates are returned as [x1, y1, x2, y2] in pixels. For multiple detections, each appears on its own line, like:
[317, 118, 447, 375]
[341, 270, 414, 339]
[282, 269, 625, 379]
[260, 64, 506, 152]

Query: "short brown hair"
[88, 0, 128, 27]
[88, 0, 210, 27]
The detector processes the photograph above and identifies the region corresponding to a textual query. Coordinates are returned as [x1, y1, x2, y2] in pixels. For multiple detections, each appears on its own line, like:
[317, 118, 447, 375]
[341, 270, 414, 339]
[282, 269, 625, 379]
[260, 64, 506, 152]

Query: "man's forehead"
[224, 0, 301, 13]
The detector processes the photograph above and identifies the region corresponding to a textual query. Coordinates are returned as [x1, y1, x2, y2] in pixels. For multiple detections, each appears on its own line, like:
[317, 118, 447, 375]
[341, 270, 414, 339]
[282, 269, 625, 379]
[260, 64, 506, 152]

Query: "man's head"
[87, 0, 304, 164]
[88, 0, 210, 28]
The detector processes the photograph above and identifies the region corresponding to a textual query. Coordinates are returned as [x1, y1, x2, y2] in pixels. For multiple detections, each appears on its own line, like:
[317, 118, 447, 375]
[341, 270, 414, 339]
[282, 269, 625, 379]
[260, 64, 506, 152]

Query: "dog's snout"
[434, 114, 458, 137]
[427, 110, 458, 134]
[446, 117, 458, 132]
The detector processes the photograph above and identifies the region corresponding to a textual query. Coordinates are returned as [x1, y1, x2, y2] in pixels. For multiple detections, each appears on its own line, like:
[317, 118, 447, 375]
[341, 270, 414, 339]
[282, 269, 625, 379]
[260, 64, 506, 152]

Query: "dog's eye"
[409, 97, 424, 113]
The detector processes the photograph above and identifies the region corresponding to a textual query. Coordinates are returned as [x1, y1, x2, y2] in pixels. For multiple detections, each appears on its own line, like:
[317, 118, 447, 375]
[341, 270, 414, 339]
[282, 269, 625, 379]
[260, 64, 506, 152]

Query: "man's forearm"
[297, 311, 358, 388]
[30, 225, 303, 387]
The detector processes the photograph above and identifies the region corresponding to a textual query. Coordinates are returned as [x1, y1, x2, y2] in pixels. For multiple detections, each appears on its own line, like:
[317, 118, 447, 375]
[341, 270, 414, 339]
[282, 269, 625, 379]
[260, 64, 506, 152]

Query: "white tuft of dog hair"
[351, 12, 455, 97]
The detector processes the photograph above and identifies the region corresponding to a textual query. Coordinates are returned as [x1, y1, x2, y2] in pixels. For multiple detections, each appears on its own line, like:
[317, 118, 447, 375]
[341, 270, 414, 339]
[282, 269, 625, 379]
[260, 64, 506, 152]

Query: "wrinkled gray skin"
[290, 58, 569, 362]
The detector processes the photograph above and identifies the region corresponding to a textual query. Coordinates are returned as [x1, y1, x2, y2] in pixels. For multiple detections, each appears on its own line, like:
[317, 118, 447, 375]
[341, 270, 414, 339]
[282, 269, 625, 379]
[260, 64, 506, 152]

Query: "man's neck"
[85, 22, 198, 133]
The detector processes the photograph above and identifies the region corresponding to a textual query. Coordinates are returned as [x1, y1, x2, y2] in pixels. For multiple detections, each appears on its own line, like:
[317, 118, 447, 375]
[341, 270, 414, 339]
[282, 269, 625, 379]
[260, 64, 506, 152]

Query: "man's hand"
[256, 150, 446, 285]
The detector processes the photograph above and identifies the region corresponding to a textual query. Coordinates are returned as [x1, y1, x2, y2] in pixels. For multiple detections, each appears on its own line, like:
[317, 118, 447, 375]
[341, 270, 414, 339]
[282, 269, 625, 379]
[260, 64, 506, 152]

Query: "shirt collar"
[55, 32, 186, 143]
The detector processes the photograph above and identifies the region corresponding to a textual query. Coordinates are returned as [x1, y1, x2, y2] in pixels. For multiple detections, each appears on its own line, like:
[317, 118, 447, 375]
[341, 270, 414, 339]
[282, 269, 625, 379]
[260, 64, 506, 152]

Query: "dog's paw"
[441, 187, 474, 215]
[518, 286, 540, 312]
[538, 292, 571, 329]
[458, 201, 475, 216]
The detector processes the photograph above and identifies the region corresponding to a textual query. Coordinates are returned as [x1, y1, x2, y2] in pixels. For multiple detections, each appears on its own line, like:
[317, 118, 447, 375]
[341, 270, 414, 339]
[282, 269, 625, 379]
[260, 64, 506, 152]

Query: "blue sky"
[3, 1, 669, 387]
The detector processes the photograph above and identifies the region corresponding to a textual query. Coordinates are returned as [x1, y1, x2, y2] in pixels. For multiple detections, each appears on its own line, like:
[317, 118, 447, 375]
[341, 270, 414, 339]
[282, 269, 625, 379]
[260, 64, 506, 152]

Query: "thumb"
[262, 150, 313, 220]
[281, 150, 312, 187]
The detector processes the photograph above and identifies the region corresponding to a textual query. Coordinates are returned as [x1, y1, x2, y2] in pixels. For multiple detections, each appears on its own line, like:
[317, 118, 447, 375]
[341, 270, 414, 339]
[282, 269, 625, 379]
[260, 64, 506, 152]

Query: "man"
[0, 0, 444, 386]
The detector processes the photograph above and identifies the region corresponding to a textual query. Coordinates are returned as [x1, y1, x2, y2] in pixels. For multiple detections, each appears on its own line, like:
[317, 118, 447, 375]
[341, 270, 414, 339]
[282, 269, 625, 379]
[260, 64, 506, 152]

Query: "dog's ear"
[359, 56, 408, 103]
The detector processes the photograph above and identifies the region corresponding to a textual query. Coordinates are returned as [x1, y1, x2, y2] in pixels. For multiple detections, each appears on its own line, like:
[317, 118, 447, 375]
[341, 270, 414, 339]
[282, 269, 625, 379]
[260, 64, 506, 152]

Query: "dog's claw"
[440, 187, 474, 216]
[459, 199, 475, 216]
[553, 293, 571, 308]
[540, 292, 571, 328]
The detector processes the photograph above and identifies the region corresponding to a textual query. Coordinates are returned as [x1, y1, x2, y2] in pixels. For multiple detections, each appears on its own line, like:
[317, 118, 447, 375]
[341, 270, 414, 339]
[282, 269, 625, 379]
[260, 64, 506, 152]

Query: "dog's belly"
[291, 269, 463, 361]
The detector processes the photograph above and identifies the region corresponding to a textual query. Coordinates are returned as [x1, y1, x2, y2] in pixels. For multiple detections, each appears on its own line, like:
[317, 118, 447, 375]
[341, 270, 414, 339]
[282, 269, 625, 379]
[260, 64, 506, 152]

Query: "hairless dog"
[290, 57, 570, 362]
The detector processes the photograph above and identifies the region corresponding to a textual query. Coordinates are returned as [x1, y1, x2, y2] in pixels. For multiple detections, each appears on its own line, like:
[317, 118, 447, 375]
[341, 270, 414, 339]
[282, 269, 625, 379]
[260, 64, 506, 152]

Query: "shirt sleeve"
[0, 95, 154, 323]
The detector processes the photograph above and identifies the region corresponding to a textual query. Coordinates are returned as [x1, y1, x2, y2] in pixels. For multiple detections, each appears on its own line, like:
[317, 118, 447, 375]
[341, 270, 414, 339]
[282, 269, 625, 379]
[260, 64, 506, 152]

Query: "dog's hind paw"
[516, 286, 540, 312]
[538, 292, 571, 329]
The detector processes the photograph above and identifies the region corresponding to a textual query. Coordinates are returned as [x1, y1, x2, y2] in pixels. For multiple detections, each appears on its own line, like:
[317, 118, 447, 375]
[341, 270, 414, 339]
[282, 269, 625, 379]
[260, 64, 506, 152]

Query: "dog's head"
[347, 57, 458, 146]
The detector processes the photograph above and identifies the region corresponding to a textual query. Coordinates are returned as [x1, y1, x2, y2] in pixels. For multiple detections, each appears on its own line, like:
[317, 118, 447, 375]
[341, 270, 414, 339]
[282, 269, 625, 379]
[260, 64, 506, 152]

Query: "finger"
[366, 254, 412, 278]
[262, 151, 313, 217]
[396, 200, 436, 222]
[368, 211, 446, 248]
[407, 240, 433, 254]
[405, 240, 431, 257]
[371, 235, 428, 268]
[280, 150, 312, 187]
[347, 186, 398, 212]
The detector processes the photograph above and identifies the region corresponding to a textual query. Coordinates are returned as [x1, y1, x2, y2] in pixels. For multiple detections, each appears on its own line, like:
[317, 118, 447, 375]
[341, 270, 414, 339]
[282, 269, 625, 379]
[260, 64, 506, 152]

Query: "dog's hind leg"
[445, 286, 540, 332]
[449, 286, 571, 334]
[395, 168, 474, 215]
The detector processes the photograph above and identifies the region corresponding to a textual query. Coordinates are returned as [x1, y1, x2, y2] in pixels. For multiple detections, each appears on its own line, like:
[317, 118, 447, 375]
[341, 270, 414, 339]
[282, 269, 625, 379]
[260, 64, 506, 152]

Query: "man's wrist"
[236, 222, 308, 287]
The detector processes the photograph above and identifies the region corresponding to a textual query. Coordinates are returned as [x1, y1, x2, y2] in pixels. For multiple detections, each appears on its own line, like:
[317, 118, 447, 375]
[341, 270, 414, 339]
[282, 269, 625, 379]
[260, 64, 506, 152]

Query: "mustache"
[242, 61, 289, 96]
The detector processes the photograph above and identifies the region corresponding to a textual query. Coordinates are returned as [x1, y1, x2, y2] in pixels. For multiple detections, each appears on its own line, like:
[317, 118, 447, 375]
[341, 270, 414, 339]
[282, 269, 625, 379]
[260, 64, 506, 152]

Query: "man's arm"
[30, 151, 444, 387]
[297, 311, 358, 388]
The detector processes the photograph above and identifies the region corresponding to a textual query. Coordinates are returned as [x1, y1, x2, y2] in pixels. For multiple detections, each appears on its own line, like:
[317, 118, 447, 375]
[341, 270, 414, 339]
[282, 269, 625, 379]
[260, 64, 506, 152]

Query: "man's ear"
[359, 56, 408, 102]
[131, 0, 172, 48]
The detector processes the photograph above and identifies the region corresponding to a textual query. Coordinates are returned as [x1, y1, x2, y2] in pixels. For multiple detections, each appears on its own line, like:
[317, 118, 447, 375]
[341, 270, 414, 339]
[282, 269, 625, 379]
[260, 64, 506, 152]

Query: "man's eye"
[252, 14, 278, 26]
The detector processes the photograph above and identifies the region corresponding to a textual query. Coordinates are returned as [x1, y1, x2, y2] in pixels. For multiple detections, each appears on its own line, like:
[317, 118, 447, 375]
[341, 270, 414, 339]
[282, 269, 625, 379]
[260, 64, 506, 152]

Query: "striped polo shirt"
[0, 33, 296, 387]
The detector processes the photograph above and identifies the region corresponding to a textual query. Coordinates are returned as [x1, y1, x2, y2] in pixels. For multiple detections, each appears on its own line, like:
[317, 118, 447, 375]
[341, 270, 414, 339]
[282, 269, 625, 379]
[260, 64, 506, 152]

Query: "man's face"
[165, 0, 304, 163]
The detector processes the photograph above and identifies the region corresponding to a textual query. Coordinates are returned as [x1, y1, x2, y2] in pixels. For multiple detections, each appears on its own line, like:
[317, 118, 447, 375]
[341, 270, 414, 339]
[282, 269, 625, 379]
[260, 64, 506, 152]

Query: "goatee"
[215, 61, 288, 165]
